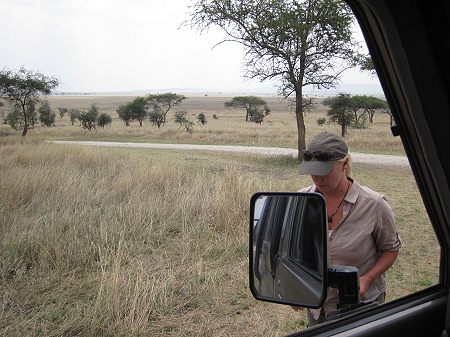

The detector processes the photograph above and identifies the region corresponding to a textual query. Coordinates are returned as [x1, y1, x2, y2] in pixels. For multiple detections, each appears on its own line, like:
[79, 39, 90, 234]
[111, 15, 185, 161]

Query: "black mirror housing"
[328, 265, 359, 307]
[249, 192, 329, 308]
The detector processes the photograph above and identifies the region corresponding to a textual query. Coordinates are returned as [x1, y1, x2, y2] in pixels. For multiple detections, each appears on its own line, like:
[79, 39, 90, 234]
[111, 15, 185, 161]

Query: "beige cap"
[299, 132, 348, 176]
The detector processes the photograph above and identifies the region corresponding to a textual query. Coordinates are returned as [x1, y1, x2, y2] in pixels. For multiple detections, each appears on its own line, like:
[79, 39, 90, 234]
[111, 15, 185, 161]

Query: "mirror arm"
[328, 265, 360, 307]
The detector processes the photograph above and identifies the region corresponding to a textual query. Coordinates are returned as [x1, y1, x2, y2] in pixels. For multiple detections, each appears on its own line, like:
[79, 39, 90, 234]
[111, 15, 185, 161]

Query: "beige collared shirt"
[301, 179, 402, 315]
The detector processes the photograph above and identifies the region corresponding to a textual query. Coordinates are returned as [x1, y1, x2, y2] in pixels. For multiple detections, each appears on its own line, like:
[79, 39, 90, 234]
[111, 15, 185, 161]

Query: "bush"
[248, 105, 270, 124]
[5, 102, 37, 130]
[69, 109, 80, 125]
[213, 114, 218, 119]
[28, 102, 38, 128]
[174, 111, 194, 133]
[58, 107, 68, 119]
[97, 113, 112, 128]
[5, 109, 22, 130]
[148, 108, 165, 128]
[197, 112, 207, 125]
[317, 118, 326, 126]
[78, 104, 99, 131]
[38, 100, 56, 127]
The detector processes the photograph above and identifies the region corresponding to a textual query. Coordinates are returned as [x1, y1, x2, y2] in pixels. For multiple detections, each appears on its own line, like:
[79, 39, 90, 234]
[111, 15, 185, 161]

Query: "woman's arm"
[359, 250, 399, 297]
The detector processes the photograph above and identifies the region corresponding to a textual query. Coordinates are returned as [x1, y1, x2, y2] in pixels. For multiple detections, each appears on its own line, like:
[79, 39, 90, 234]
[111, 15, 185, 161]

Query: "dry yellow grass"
[0, 96, 438, 336]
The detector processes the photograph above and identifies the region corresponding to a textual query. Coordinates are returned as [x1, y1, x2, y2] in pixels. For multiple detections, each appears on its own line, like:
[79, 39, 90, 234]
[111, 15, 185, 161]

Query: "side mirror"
[249, 192, 328, 308]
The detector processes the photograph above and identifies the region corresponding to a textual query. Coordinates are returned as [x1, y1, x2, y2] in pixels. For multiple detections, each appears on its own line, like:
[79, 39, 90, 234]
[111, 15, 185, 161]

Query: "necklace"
[327, 181, 351, 223]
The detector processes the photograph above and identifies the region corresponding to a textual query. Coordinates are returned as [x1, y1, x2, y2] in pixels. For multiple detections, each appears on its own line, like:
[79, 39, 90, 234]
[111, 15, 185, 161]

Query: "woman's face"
[311, 159, 347, 193]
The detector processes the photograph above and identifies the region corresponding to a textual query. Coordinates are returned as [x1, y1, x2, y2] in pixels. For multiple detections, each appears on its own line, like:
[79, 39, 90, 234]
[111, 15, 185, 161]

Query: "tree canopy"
[97, 113, 112, 128]
[174, 111, 195, 133]
[325, 93, 354, 137]
[225, 96, 269, 122]
[187, 0, 358, 159]
[148, 109, 165, 128]
[38, 100, 56, 127]
[0, 67, 58, 136]
[147, 93, 186, 123]
[117, 96, 148, 126]
[324, 94, 388, 128]
[78, 104, 99, 131]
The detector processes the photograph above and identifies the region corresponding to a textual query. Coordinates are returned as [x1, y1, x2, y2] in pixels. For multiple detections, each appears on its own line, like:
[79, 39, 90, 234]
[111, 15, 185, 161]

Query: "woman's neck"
[320, 178, 350, 199]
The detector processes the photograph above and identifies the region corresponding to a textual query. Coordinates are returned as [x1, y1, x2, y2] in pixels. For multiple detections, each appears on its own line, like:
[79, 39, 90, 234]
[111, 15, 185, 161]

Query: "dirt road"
[48, 140, 409, 167]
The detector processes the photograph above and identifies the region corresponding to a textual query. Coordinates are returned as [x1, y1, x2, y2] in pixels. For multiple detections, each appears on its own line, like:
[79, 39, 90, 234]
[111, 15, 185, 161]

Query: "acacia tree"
[188, 0, 358, 159]
[117, 96, 148, 126]
[97, 113, 112, 128]
[174, 111, 195, 133]
[148, 108, 165, 128]
[325, 93, 354, 136]
[361, 95, 388, 123]
[117, 103, 133, 126]
[147, 93, 186, 123]
[224, 96, 269, 122]
[325, 94, 388, 128]
[248, 105, 270, 124]
[345, 95, 387, 126]
[0, 67, 58, 136]
[346, 95, 369, 127]
[78, 104, 99, 131]
[130, 96, 148, 126]
[356, 54, 376, 76]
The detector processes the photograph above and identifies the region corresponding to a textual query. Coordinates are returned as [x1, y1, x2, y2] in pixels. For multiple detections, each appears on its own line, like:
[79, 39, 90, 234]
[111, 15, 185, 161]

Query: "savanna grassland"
[0, 95, 403, 154]
[0, 95, 440, 336]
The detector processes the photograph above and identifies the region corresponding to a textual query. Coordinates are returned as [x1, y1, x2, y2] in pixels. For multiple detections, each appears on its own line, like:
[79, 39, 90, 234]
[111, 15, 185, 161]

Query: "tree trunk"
[295, 88, 306, 161]
[21, 104, 28, 137]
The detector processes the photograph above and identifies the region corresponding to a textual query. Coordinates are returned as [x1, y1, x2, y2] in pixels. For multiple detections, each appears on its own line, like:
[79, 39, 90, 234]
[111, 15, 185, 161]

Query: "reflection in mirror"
[250, 192, 328, 308]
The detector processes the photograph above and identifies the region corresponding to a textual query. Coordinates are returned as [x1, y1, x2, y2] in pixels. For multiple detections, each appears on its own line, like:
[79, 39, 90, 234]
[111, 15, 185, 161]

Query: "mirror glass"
[250, 192, 328, 308]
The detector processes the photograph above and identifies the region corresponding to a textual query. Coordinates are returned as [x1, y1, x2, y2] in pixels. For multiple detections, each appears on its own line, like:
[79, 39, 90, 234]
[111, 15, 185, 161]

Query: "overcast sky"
[0, 0, 381, 94]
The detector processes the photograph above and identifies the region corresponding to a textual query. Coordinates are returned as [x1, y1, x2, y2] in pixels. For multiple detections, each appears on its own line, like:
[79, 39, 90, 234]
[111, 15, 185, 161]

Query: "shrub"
[58, 107, 68, 119]
[148, 108, 165, 128]
[78, 104, 99, 131]
[38, 100, 56, 127]
[174, 111, 194, 133]
[5, 109, 22, 130]
[248, 105, 270, 124]
[317, 118, 326, 126]
[197, 112, 207, 125]
[6, 102, 37, 130]
[97, 113, 112, 128]
[69, 109, 80, 125]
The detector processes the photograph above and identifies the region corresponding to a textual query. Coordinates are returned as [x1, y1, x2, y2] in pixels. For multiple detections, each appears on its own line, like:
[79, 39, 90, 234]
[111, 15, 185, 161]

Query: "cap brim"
[299, 160, 335, 176]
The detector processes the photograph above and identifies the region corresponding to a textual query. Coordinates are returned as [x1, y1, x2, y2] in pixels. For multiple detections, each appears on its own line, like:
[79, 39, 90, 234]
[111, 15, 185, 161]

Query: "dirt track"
[48, 140, 409, 167]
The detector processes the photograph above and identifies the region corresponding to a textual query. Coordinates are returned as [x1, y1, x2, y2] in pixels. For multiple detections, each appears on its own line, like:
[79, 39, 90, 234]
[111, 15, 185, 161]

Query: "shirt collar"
[311, 177, 360, 204]
[345, 177, 359, 204]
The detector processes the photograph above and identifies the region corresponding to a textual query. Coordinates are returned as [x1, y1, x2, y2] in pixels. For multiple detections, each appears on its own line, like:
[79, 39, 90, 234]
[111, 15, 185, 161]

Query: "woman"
[296, 131, 402, 326]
